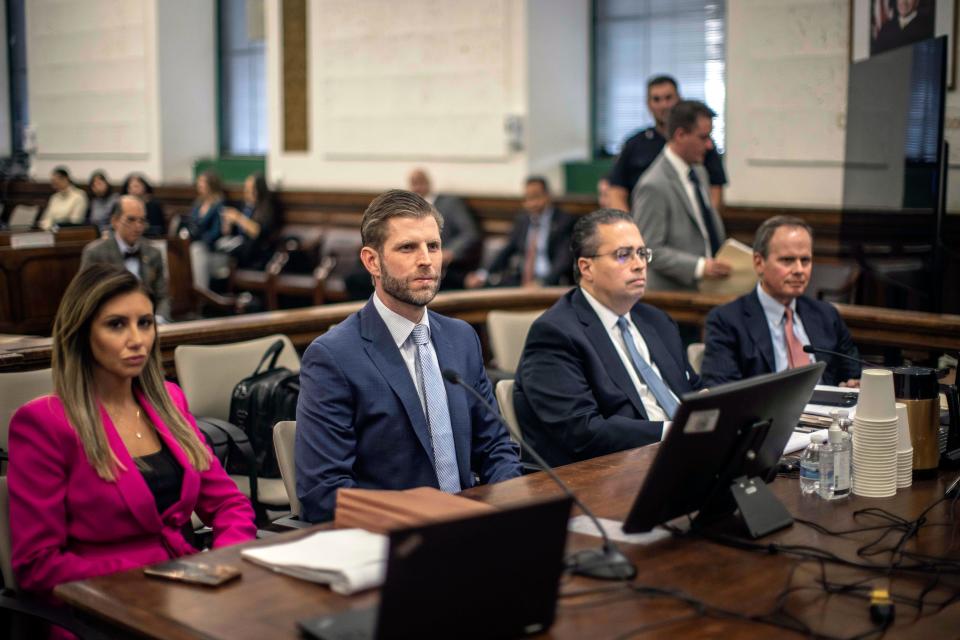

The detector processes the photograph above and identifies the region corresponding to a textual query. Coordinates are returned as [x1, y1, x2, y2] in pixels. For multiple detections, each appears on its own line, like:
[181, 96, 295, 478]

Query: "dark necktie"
[123, 247, 141, 260]
[687, 169, 721, 256]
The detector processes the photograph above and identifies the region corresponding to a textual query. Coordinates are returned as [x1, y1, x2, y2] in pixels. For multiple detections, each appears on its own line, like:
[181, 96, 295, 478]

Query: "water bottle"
[819, 424, 851, 500]
[800, 432, 827, 495]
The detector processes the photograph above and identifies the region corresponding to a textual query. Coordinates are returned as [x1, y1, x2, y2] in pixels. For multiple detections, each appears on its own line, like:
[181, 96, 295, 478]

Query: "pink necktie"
[783, 307, 809, 368]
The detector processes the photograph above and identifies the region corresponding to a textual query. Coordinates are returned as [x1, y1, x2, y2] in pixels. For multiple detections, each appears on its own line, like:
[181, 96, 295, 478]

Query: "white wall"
[267, 0, 589, 195]
[0, 0, 11, 158]
[25, 0, 214, 185]
[526, 0, 590, 188]
[156, 0, 217, 182]
[725, 0, 960, 211]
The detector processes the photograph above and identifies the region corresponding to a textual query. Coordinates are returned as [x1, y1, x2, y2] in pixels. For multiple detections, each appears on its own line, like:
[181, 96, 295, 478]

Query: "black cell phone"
[809, 389, 858, 407]
[143, 559, 241, 587]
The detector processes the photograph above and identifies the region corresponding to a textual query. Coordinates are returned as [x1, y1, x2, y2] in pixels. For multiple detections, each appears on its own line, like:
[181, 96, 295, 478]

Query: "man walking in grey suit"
[633, 100, 731, 292]
[81, 195, 172, 321]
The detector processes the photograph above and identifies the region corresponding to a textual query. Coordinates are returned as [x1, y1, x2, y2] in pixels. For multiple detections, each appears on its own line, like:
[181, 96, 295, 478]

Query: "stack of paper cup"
[896, 402, 913, 489]
[852, 370, 898, 498]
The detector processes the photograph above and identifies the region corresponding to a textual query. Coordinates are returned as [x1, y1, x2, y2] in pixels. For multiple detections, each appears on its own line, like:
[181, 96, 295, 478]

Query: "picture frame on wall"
[850, 0, 957, 88]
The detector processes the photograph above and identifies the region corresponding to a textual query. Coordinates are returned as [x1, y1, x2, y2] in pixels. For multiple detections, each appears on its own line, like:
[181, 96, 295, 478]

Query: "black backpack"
[228, 339, 299, 478]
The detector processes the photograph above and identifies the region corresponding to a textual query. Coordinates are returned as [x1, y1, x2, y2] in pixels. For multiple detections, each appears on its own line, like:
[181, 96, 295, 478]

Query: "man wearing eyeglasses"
[513, 209, 702, 466]
[81, 195, 171, 322]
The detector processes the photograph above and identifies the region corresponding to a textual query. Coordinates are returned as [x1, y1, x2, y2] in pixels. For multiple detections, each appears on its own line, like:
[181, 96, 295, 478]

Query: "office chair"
[272, 421, 300, 518]
[0, 369, 53, 475]
[174, 335, 299, 522]
[486, 310, 543, 374]
[0, 478, 110, 639]
[686, 343, 706, 375]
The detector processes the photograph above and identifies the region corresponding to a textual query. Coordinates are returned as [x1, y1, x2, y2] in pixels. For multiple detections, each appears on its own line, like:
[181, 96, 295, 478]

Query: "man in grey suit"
[408, 168, 480, 290]
[632, 100, 731, 292]
[81, 195, 172, 321]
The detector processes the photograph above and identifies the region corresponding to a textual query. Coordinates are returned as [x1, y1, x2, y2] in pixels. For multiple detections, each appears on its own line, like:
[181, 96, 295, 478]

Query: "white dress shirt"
[755, 283, 814, 372]
[115, 236, 141, 279]
[372, 292, 447, 415]
[580, 288, 676, 430]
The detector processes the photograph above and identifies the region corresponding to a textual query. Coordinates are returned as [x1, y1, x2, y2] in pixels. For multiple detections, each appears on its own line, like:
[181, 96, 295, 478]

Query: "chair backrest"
[808, 262, 861, 305]
[0, 368, 53, 454]
[486, 310, 543, 374]
[174, 334, 300, 421]
[0, 476, 15, 590]
[272, 420, 300, 517]
[494, 379, 522, 444]
[686, 342, 705, 375]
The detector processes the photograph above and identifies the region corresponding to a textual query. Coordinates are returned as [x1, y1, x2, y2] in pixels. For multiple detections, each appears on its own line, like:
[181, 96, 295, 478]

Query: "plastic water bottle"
[819, 425, 851, 500]
[800, 432, 827, 495]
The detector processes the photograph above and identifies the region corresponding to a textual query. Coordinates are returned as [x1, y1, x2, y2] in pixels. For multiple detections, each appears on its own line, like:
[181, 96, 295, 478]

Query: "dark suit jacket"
[701, 289, 861, 387]
[486, 207, 575, 286]
[295, 298, 522, 522]
[81, 236, 172, 320]
[513, 288, 702, 467]
[435, 194, 480, 270]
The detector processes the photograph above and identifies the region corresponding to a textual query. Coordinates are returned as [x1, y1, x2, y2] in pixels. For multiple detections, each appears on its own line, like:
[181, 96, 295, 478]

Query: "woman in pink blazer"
[8, 263, 256, 596]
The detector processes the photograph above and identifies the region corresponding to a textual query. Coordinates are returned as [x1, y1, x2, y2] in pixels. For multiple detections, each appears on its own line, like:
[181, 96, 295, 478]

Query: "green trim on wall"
[564, 159, 614, 195]
[193, 156, 266, 184]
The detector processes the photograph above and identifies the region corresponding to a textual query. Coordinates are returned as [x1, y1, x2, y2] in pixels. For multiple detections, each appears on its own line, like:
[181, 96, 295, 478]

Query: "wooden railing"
[2, 287, 959, 375]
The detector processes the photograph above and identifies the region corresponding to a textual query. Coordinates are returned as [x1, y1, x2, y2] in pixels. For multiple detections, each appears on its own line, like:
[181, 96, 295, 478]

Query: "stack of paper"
[335, 486, 494, 533]
[242, 529, 387, 595]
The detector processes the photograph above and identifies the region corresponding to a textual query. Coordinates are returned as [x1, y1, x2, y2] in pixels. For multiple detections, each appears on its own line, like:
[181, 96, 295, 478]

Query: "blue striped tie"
[411, 324, 461, 493]
[616, 316, 679, 419]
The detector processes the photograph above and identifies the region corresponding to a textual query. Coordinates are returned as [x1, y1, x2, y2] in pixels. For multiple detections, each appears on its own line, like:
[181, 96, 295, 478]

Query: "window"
[218, 0, 266, 156]
[7, 0, 28, 156]
[593, 0, 726, 156]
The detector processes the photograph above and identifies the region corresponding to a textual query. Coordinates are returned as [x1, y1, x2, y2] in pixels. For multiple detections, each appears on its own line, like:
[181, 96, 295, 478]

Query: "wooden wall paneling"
[282, 0, 309, 152]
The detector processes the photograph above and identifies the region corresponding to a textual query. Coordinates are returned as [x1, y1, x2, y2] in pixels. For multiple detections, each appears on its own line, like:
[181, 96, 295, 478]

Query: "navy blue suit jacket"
[513, 288, 701, 467]
[295, 298, 522, 522]
[701, 289, 861, 387]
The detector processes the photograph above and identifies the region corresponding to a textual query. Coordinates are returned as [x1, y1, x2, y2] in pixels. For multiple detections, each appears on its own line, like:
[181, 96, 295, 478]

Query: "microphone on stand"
[441, 369, 636, 581]
[801, 345, 891, 371]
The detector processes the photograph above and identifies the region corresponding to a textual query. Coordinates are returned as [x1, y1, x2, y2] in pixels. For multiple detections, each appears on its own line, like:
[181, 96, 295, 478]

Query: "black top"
[137, 440, 184, 515]
[608, 127, 727, 203]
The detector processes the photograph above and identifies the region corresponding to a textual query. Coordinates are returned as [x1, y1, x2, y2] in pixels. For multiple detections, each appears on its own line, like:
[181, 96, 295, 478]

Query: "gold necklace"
[106, 405, 144, 440]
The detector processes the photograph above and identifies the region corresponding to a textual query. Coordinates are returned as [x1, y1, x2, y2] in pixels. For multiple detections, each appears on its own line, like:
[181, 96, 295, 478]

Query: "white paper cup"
[856, 369, 897, 421]
[895, 403, 912, 451]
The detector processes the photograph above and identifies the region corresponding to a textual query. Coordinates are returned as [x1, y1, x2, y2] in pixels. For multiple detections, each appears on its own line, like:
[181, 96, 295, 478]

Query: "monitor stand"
[691, 420, 794, 539]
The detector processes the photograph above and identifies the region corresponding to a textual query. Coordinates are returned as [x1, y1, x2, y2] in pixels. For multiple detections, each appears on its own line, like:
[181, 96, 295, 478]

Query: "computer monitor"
[623, 362, 825, 538]
[299, 495, 573, 640]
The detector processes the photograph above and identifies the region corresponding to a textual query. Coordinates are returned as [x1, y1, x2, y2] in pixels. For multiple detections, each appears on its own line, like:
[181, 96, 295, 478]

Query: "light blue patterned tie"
[616, 316, 679, 419]
[411, 324, 461, 493]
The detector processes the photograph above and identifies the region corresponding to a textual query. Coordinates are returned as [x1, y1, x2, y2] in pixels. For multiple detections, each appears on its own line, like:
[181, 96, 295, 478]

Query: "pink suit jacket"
[9, 381, 256, 593]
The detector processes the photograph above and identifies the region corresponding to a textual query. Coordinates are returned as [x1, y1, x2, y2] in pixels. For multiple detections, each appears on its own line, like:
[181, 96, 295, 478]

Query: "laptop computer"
[299, 495, 573, 640]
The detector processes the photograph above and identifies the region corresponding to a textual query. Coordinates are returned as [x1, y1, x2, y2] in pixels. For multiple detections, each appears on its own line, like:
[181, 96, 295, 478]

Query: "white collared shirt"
[580, 288, 675, 430]
[663, 146, 713, 276]
[755, 283, 814, 372]
[527, 207, 554, 281]
[115, 236, 141, 279]
[372, 292, 444, 415]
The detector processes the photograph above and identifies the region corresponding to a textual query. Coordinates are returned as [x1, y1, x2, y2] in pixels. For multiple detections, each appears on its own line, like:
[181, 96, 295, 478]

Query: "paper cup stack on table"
[896, 402, 913, 489]
[852, 369, 899, 498]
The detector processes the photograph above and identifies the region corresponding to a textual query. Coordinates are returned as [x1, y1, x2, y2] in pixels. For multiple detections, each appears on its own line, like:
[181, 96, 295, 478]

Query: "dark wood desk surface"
[55, 447, 960, 639]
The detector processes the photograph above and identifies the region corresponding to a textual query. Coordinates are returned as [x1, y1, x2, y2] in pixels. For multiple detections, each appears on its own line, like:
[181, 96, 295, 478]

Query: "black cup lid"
[893, 366, 939, 400]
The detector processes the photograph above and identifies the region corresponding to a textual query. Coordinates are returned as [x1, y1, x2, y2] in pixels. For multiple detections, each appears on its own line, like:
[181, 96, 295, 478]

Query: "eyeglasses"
[587, 247, 654, 264]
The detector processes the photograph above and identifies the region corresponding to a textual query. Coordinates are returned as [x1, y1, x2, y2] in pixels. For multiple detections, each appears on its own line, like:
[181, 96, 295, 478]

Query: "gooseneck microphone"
[442, 369, 637, 581]
[801, 344, 890, 370]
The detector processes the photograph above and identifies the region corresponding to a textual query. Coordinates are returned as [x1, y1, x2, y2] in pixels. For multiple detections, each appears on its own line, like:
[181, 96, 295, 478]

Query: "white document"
[242, 528, 388, 595]
[568, 515, 672, 545]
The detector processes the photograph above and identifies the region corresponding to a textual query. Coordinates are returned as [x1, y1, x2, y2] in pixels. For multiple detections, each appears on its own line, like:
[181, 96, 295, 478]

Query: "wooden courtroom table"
[3, 288, 960, 376]
[55, 446, 960, 639]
